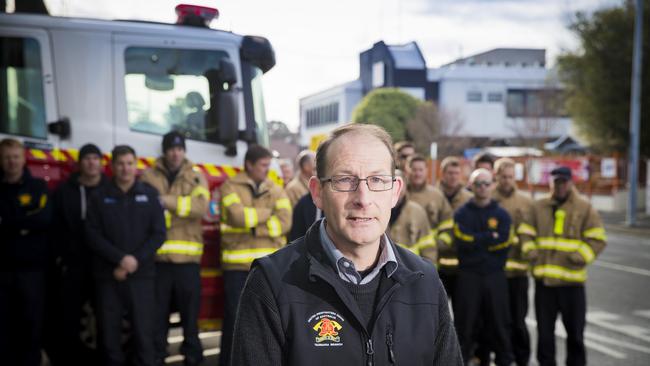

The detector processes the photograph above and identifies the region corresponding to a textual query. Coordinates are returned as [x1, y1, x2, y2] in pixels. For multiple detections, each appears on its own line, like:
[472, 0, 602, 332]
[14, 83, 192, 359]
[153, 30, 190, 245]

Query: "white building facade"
[299, 44, 572, 148]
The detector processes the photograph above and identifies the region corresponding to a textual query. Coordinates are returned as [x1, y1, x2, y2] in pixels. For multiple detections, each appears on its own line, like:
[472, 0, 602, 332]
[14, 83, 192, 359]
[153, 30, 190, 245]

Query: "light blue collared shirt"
[319, 219, 398, 285]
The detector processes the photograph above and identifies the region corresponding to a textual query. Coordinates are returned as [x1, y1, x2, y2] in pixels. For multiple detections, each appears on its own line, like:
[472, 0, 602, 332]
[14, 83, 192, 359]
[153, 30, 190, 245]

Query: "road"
[165, 227, 650, 365]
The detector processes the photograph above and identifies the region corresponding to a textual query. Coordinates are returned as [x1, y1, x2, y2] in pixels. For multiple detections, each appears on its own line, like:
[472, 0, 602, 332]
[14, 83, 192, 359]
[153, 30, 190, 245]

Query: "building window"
[506, 89, 567, 118]
[372, 61, 384, 88]
[466, 91, 482, 102]
[487, 92, 503, 102]
[305, 102, 340, 128]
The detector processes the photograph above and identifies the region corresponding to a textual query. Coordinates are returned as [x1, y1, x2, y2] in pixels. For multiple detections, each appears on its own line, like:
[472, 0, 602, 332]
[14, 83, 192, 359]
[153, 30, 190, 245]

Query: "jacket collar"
[542, 185, 579, 207]
[0, 167, 32, 185]
[232, 170, 273, 194]
[66, 171, 109, 189]
[154, 157, 195, 176]
[303, 219, 420, 285]
[107, 179, 147, 197]
[467, 198, 498, 210]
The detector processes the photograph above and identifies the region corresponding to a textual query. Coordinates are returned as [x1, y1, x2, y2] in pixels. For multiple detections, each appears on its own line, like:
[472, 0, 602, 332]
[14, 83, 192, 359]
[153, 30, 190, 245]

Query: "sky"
[42, 0, 622, 131]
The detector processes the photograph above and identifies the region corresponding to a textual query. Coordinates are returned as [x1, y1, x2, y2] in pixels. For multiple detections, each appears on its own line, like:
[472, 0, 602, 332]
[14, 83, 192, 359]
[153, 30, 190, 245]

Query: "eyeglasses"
[320, 175, 396, 192]
[473, 180, 492, 188]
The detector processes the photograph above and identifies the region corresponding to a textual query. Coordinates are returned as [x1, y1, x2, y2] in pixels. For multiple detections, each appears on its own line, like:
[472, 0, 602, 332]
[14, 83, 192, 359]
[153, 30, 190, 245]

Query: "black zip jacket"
[52, 172, 110, 267]
[453, 199, 511, 274]
[85, 180, 165, 279]
[0, 168, 52, 270]
[288, 192, 319, 242]
[231, 221, 463, 366]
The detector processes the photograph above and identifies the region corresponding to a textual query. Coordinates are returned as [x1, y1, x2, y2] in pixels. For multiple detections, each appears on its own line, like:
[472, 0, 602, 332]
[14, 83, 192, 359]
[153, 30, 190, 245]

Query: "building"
[299, 42, 572, 149]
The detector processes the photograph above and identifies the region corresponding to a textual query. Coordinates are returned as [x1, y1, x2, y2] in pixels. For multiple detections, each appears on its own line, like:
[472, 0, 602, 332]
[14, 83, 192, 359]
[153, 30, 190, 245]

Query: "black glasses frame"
[320, 175, 396, 192]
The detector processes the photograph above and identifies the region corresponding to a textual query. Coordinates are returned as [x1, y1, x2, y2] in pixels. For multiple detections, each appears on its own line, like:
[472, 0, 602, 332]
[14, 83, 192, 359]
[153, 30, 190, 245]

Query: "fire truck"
[0, 4, 277, 331]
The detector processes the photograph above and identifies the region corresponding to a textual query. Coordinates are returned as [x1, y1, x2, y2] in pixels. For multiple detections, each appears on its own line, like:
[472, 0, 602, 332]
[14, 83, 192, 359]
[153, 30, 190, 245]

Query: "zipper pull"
[386, 328, 396, 364]
[366, 338, 374, 366]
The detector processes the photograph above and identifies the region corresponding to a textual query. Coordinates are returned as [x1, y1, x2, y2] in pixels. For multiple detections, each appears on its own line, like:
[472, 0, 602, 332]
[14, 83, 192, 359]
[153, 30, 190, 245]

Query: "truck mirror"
[48, 117, 71, 139]
[145, 75, 174, 91]
[217, 91, 238, 152]
[218, 59, 237, 86]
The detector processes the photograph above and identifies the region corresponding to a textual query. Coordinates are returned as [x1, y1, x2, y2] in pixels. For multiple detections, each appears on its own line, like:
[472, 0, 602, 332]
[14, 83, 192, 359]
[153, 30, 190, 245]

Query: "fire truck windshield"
[124, 46, 230, 143]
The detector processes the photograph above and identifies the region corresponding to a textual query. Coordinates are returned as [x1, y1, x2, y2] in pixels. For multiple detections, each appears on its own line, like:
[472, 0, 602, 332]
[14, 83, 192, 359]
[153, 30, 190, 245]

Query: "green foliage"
[351, 88, 421, 142]
[557, 2, 650, 155]
[406, 102, 440, 156]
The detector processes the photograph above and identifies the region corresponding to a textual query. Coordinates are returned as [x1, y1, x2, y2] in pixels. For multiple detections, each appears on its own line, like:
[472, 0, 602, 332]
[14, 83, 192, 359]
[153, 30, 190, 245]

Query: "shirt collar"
[319, 219, 398, 285]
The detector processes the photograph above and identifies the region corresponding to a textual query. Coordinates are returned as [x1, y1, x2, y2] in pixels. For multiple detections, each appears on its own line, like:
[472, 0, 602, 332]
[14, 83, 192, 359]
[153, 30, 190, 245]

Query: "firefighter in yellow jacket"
[390, 169, 436, 265]
[406, 155, 454, 254]
[285, 150, 315, 207]
[139, 131, 209, 366]
[492, 158, 534, 366]
[521, 166, 606, 366]
[437, 156, 472, 303]
[218, 145, 291, 366]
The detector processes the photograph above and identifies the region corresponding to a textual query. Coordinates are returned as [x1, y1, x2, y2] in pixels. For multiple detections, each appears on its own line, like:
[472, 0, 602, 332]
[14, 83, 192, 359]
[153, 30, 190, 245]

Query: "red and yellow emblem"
[488, 217, 498, 230]
[313, 318, 342, 343]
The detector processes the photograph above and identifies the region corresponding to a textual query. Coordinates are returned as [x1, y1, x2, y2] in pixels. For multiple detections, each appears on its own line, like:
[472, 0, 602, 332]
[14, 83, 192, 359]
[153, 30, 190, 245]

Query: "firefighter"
[492, 158, 534, 366]
[438, 156, 472, 303]
[85, 145, 166, 366]
[285, 150, 315, 207]
[453, 168, 513, 366]
[406, 155, 454, 262]
[472, 152, 496, 172]
[139, 131, 209, 366]
[394, 140, 415, 172]
[0, 138, 52, 366]
[218, 144, 292, 366]
[49, 143, 109, 365]
[389, 169, 437, 265]
[522, 166, 607, 366]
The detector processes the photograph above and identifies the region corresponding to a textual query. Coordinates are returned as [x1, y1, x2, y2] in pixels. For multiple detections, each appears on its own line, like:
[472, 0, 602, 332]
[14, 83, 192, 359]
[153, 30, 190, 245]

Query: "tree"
[352, 88, 420, 142]
[557, 2, 650, 155]
[268, 120, 293, 139]
[405, 102, 439, 155]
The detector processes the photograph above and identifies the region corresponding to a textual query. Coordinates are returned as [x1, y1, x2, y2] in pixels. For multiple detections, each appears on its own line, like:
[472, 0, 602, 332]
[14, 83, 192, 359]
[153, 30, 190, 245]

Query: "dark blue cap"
[551, 166, 572, 181]
[162, 131, 186, 152]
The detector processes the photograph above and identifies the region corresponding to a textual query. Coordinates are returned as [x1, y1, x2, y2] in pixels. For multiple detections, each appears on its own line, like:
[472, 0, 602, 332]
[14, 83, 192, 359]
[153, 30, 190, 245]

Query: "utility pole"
[627, 0, 644, 226]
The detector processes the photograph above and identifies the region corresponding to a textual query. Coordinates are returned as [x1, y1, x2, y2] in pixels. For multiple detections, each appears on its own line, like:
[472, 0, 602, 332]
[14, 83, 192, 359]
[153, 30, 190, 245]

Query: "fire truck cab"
[0, 5, 276, 329]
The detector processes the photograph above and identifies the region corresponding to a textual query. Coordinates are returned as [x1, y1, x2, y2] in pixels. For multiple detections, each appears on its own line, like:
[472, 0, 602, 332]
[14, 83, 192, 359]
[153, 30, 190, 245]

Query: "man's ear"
[391, 176, 404, 208]
[309, 176, 323, 209]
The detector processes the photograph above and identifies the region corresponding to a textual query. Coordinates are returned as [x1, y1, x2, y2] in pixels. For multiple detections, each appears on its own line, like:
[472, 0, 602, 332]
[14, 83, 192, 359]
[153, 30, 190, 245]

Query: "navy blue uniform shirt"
[453, 199, 511, 274]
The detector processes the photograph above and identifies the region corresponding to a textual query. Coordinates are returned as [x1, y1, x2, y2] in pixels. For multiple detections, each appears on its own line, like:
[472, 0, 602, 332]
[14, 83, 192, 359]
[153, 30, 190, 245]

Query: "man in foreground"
[231, 124, 462, 365]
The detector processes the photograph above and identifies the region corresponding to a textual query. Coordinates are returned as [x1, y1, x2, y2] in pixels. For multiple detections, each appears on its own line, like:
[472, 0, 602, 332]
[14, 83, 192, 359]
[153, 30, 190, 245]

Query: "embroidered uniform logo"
[314, 318, 342, 343]
[308, 311, 345, 347]
[135, 194, 149, 203]
[18, 193, 32, 206]
[488, 217, 498, 230]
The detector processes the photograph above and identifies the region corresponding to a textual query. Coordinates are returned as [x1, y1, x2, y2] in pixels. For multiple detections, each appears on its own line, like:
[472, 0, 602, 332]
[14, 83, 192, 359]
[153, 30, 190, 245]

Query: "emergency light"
[175, 4, 219, 27]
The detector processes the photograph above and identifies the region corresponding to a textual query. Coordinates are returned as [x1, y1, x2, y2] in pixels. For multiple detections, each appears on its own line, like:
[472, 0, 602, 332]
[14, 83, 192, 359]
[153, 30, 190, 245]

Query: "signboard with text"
[527, 158, 589, 185]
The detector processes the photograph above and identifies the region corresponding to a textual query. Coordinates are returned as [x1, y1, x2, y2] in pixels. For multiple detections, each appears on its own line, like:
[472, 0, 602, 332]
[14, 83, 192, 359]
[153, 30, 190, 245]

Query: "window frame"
[0, 27, 57, 141]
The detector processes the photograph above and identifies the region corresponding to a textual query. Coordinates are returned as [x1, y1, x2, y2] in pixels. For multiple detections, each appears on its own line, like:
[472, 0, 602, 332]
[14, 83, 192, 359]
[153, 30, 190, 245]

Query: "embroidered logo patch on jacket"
[308, 311, 345, 347]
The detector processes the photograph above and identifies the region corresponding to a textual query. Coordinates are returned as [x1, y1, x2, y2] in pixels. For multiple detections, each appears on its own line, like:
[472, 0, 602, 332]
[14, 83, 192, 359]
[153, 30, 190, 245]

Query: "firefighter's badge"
[18, 193, 32, 206]
[308, 311, 345, 347]
[488, 217, 498, 230]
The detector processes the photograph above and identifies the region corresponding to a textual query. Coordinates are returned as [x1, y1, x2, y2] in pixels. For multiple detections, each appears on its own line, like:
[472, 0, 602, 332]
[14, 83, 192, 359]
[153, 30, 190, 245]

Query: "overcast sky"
[43, 0, 622, 131]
